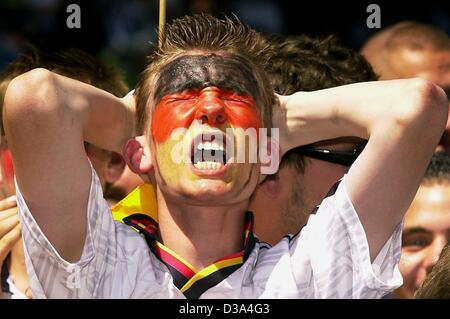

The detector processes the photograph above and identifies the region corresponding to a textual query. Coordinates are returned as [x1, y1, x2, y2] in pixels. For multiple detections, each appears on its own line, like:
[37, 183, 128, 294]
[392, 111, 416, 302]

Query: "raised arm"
[277, 78, 448, 261]
[3, 68, 134, 262]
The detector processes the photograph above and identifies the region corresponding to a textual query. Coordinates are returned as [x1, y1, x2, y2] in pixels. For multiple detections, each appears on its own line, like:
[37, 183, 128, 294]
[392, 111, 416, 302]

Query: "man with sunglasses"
[250, 35, 373, 245]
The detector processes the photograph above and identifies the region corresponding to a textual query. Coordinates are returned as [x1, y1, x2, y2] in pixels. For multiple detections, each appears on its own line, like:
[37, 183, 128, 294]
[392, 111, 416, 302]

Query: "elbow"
[4, 68, 57, 129]
[397, 78, 448, 139]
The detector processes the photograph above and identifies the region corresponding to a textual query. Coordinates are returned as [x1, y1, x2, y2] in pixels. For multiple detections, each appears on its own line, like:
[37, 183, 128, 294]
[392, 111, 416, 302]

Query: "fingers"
[0, 196, 20, 286]
[0, 206, 18, 221]
[0, 212, 19, 238]
[275, 93, 291, 107]
[122, 90, 136, 110]
[0, 223, 21, 265]
[0, 195, 17, 211]
[123, 90, 136, 126]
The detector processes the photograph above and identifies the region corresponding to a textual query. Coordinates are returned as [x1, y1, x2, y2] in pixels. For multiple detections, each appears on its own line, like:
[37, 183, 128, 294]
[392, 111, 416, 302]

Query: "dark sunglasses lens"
[295, 142, 367, 166]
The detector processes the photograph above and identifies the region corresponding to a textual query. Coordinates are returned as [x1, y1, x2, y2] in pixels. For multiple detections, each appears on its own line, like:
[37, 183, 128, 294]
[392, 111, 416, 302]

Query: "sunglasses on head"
[289, 141, 367, 167]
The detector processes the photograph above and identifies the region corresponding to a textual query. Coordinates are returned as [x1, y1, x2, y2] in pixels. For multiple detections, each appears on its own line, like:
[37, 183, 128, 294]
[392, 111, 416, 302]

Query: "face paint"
[152, 87, 261, 144]
[1, 148, 14, 184]
[149, 54, 264, 204]
[152, 54, 263, 144]
[154, 54, 261, 104]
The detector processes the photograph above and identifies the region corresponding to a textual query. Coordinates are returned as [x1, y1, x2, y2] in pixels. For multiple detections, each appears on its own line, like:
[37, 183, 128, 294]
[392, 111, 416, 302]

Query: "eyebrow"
[402, 227, 432, 236]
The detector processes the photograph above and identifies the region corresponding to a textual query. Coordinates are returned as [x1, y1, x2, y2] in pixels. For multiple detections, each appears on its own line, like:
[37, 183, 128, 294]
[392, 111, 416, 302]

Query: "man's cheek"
[152, 102, 196, 144]
[226, 109, 262, 159]
[154, 136, 191, 181]
[226, 106, 262, 131]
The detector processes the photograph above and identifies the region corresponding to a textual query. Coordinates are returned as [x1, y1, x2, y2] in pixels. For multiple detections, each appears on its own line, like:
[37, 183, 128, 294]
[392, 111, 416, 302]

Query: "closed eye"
[164, 91, 199, 103]
[169, 96, 197, 102]
[220, 93, 252, 104]
[222, 97, 243, 102]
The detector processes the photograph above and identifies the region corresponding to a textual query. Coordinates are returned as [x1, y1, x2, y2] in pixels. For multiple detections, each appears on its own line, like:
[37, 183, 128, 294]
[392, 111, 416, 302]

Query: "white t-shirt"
[16, 165, 403, 298]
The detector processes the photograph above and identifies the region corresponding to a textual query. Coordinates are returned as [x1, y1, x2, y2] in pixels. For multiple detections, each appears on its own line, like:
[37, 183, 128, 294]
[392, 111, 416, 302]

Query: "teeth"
[212, 140, 224, 151]
[196, 140, 224, 151]
[194, 161, 223, 170]
[204, 142, 212, 150]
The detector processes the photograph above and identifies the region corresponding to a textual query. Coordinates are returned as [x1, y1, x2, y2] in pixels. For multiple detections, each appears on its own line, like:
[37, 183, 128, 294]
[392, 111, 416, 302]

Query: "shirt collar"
[111, 184, 257, 299]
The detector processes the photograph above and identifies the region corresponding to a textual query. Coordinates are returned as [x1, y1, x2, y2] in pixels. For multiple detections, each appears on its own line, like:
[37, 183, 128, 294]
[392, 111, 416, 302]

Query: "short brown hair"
[422, 152, 450, 186]
[415, 243, 450, 299]
[0, 47, 128, 136]
[134, 14, 276, 135]
[265, 34, 378, 172]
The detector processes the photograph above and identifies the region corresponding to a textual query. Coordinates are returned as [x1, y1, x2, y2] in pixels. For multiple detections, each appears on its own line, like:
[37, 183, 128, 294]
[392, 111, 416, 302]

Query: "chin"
[167, 179, 252, 206]
[186, 179, 236, 200]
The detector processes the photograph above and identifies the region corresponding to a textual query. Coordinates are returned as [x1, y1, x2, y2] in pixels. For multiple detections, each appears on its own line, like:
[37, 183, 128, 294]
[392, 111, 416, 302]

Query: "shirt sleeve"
[15, 162, 152, 298]
[289, 175, 403, 298]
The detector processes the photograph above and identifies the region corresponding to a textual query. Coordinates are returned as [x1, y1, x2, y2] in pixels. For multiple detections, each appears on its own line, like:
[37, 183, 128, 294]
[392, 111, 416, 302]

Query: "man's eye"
[221, 94, 248, 103]
[167, 95, 197, 102]
[402, 236, 430, 249]
[222, 97, 240, 102]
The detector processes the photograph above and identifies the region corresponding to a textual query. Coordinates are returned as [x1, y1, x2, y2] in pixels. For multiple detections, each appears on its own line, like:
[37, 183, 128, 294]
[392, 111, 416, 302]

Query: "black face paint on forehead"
[154, 54, 262, 103]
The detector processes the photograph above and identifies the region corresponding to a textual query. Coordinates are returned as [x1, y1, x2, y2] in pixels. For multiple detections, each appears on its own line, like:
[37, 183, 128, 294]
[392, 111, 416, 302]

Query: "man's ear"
[104, 152, 126, 184]
[123, 136, 153, 175]
[260, 136, 281, 175]
[257, 173, 281, 198]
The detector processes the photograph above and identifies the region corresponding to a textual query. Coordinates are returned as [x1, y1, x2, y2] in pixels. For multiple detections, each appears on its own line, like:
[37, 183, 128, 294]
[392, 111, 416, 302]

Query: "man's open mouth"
[190, 132, 233, 172]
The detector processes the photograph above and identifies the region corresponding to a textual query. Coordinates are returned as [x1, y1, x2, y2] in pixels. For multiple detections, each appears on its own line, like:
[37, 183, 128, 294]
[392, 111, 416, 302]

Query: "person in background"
[105, 165, 144, 206]
[0, 47, 130, 298]
[250, 34, 374, 245]
[393, 152, 450, 299]
[361, 21, 450, 153]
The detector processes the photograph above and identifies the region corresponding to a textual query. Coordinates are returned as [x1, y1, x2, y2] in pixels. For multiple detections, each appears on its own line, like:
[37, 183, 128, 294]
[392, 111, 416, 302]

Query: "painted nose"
[195, 93, 227, 126]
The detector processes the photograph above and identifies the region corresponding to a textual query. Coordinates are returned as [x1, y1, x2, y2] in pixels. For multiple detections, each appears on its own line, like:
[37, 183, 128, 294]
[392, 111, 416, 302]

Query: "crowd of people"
[0, 14, 449, 299]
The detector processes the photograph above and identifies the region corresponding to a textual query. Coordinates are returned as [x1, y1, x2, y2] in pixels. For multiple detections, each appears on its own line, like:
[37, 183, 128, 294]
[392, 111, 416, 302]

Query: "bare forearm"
[80, 82, 135, 153]
[5, 68, 133, 153]
[280, 79, 447, 154]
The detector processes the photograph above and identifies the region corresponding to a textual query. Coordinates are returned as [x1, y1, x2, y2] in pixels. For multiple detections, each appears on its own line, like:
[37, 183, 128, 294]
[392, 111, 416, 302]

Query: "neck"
[156, 188, 248, 270]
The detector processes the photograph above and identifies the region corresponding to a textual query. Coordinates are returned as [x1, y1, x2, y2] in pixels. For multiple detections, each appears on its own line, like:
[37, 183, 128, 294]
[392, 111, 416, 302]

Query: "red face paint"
[1, 148, 14, 184]
[152, 87, 262, 144]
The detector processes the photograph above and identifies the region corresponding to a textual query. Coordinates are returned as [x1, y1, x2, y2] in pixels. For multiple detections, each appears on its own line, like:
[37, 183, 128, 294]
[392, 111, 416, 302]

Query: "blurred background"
[1, 0, 449, 88]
